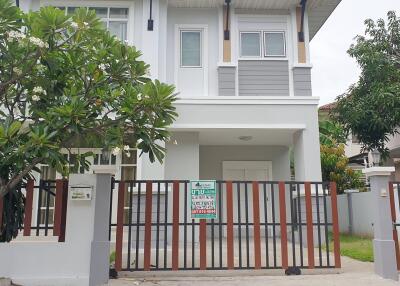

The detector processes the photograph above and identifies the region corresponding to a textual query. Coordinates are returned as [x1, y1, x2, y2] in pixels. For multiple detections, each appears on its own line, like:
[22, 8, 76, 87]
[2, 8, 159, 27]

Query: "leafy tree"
[319, 120, 365, 194]
[320, 144, 365, 194]
[319, 120, 347, 146]
[333, 11, 400, 159]
[0, 0, 177, 242]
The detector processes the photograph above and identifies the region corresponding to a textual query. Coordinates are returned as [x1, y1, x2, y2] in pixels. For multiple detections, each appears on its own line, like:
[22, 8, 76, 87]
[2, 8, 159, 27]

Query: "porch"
[146, 97, 323, 183]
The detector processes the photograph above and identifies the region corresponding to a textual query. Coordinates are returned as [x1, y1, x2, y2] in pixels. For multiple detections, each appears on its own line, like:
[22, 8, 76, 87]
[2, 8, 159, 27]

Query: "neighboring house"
[319, 102, 400, 181]
[18, 0, 341, 224]
[319, 102, 363, 159]
[319, 101, 367, 181]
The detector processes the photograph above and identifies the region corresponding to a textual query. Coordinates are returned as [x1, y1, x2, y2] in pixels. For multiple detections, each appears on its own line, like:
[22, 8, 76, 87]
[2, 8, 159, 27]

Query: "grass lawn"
[327, 233, 374, 262]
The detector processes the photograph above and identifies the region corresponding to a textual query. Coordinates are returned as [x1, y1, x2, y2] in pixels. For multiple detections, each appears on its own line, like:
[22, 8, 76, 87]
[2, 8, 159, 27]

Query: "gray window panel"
[109, 21, 127, 41]
[181, 31, 201, 67]
[67, 7, 80, 14]
[110, 8, 128, 18]
[240, 32, 261, 57]
[88, 7, 108, 18]
[264, 32, 285, 57]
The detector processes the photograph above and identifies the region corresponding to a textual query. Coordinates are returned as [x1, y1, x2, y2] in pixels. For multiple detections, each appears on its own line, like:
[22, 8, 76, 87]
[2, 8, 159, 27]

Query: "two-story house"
[19, 0, 340, 225]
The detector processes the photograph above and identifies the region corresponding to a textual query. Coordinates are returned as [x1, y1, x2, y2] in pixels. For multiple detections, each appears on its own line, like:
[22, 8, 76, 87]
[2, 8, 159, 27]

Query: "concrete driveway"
[107, 257, 400, 286]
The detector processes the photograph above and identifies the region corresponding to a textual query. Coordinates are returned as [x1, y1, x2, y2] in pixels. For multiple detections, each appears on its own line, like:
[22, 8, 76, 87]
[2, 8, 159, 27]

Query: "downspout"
[147, 0, 154, 31]
[224, 0, 231, 40]
[298, 0, 307, 42]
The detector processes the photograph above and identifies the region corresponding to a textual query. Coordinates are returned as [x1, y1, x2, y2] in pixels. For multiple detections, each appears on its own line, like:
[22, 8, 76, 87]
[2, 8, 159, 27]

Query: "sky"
[310, 0, 400, 106]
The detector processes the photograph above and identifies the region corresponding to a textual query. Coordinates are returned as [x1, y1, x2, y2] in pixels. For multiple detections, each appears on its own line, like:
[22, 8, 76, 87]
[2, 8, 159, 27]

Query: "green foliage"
[320, 144, 365, 194]
[0, 0, 177, 241]
[319, 120, 347, 146]
[333, 11, 400, 158]
[319, 120, 365, 194]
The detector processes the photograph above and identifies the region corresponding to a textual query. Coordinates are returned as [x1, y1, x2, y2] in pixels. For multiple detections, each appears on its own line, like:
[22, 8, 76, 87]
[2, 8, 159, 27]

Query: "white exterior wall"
[166, 7, 219, 97]
[199, 145, 290, 180]
[17, 0, 323, 183]
[0, 174, 111, 286]
[165, 132, 200, 180]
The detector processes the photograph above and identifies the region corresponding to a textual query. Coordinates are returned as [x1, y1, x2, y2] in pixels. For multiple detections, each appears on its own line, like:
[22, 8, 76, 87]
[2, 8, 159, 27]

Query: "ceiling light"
[238, 136, 253, 141]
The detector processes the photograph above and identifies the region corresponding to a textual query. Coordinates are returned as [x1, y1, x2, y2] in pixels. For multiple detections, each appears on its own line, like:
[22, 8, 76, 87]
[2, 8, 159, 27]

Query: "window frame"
[239, 30, 287, 59]
[263, 31, 286, 58]
[239, 31, 262, 58]
[50, 4, 130, 43]
[180, 29, 203, 68]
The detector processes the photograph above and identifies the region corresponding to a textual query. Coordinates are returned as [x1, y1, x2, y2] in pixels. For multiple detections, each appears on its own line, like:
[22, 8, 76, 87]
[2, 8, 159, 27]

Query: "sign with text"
[190, 180, 217, 219]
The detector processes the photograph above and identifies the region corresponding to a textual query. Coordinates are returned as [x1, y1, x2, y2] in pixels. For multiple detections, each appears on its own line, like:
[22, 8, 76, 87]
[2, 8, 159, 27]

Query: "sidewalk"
[107, 257, 400, 286]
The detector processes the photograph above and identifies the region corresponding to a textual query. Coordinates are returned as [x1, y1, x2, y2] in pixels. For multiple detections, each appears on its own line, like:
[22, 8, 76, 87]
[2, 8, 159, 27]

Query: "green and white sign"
[190, 180, 217, 219]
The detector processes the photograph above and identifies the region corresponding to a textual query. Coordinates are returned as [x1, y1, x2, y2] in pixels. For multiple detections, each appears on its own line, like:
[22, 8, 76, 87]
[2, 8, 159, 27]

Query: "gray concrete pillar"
[363, 167, 399, 281]
[68, 174, 112, 286]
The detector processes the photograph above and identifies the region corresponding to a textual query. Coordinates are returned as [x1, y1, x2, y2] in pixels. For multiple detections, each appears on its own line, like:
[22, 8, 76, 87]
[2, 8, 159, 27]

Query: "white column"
[293, 128, 322, 181]
[363, 167, 398, 281]
[68, 174, 112, 286]
[137, 0, 167, 180]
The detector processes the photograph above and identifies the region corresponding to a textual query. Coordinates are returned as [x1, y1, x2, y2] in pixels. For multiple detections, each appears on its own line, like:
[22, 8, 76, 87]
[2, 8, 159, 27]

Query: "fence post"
[172, 181, 180, 271]
[66, 174, 112, 286]
[0, 196, 3, 231]
[23, 180, 34, 236]
[143, 181, 153, 271]
[115, 181, 125, 272]
[53, 180, 64, 236]
[278, 182, 288, 269]
[226, 181, 234, 269]
[58, 180, 68, 243]
[330, 182, 341, 268]
[389, 183, 400, 270]
[363, 167, 398, 281]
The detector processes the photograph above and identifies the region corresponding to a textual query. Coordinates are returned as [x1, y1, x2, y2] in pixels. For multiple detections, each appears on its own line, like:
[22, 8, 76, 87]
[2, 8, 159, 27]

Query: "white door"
[175, 26, 208, 98]
[222, 161, 273, 237]
[222, 161, 272, 182]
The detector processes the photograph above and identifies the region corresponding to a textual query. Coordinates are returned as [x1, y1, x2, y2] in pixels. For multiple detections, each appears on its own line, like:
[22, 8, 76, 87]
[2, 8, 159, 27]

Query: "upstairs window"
[180, 30, 202, 67]
[240, 32, 261, 57]
[56, 6, 128, 42]
[264, 32, 286, 57]
[240, 31, 286, 58]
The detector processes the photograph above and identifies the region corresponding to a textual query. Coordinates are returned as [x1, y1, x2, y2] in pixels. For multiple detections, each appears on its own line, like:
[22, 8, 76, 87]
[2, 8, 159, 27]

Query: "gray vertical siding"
[238, 60, 289, 96]
[218, 66, 236, 96]
[293, 67, 312, 96]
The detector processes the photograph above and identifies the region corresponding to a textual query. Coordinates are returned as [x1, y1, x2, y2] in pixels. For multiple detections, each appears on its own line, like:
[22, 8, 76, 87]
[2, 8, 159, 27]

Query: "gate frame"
[111, 180, 341, 272]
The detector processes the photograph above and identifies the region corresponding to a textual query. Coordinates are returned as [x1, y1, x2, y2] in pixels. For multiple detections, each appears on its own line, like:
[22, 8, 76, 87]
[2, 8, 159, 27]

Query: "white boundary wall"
[327, 189, 400, 237]
[0, 174, 111, 286]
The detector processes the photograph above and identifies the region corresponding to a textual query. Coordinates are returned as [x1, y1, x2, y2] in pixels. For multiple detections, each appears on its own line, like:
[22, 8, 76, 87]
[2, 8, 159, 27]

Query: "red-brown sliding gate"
[389, 182, 400, 271]
[109, 180, 341, 272]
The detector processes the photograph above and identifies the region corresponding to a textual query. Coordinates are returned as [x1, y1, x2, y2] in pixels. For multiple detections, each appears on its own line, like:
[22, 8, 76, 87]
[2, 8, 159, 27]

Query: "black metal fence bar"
[109, 180, 337, 271]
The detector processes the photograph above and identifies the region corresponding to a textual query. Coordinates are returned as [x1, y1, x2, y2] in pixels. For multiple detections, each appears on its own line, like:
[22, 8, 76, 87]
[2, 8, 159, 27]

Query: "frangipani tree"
[0, 0, 177, 242]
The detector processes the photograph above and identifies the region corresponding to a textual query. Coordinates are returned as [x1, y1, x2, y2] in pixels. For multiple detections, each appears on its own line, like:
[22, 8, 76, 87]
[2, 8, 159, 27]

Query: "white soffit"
[167, 0, 341, 40]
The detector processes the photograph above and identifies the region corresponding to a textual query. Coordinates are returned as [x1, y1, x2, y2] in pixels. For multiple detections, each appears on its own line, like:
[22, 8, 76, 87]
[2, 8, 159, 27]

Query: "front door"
[222, 161, 272, 182]
[222, 161, 272, 237]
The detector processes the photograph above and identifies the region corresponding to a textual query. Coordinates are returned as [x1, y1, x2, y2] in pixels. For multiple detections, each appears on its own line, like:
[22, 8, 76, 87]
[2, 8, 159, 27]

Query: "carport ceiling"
[168, 0, 341, 39]
[173, 128, 298, 146]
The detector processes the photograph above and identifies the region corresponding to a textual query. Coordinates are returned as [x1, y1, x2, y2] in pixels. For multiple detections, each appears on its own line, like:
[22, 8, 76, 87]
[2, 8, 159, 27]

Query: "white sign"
[69, 185, 93, 201]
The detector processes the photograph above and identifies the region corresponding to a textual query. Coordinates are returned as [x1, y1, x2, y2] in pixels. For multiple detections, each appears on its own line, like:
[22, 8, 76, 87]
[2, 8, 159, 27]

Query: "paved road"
[107, 257, 399, 286]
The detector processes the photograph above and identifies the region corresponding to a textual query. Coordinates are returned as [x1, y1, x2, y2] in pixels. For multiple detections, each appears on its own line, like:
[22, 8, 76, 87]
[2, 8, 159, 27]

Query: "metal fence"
[0, 179, 68, 242]
[389, 182, 400, 271]
[109, 180, 341, 272]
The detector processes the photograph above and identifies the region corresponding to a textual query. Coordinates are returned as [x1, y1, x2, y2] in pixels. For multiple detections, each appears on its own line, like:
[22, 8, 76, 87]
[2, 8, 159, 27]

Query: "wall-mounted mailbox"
[70, 185, 93, 201]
